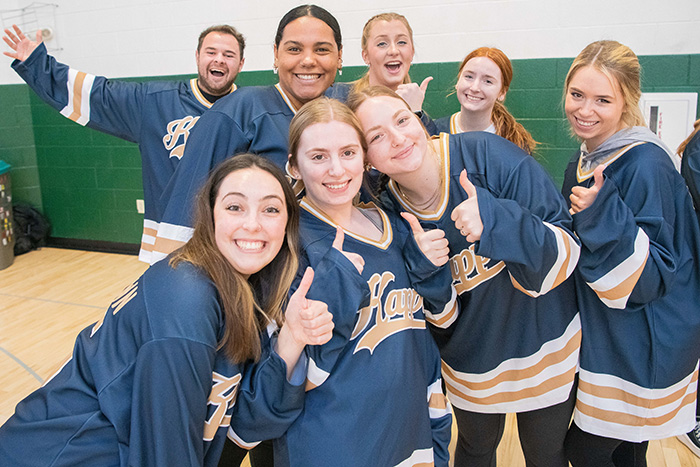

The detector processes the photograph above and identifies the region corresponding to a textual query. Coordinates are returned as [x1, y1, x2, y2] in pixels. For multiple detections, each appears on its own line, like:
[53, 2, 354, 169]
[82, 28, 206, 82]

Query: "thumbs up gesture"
[277, 267, 334, 377]
[283, 267, 335, 346]
[569, 165, 605, 215]
[401, 212, 450, 266]
[397, 76, 434, 112]
[332, 226, 365, 274]
[450, 169, 483, 242]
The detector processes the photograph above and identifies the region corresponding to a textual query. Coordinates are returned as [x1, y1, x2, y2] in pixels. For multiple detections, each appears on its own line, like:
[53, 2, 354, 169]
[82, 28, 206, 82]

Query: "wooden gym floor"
[1, 247, 699, 466]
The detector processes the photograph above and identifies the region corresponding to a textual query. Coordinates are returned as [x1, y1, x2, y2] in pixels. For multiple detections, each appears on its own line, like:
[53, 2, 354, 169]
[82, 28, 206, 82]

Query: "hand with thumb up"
[396, 76, 434, 113]
[401, 212, 450, 266]
[277, 267, 334, 376]
[450, 169, 483, 243]
[569, 165, 605, 215]
[332, 227, 365, 274]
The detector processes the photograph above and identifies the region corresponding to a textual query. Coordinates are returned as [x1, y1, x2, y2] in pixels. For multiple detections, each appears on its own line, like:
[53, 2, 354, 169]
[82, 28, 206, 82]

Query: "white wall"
[1, 0, 699, 85]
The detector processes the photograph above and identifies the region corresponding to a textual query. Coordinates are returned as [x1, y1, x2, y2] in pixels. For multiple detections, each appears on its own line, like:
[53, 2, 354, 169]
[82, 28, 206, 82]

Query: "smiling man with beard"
[3, 24, 245, 263]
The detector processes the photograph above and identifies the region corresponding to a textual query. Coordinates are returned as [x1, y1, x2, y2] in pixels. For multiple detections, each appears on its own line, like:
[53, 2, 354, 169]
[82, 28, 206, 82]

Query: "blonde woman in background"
[329, 12, 432, 117]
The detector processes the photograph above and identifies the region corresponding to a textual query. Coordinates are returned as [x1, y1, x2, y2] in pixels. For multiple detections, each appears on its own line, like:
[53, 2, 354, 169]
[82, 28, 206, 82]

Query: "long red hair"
[457, 47, 538, 154]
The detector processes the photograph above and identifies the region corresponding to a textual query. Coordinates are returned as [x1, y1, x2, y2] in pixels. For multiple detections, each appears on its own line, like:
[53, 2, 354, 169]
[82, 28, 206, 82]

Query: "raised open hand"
[3, 24, 41, 62]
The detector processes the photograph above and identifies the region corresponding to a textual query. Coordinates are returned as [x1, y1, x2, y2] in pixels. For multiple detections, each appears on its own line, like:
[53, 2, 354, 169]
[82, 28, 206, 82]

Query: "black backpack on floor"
[13, 203, 51, 255]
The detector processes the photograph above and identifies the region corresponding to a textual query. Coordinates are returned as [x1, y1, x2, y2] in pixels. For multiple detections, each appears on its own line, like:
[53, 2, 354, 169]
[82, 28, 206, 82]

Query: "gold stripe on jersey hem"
[576, 392, 696, 428]
[578, 369, 698, 413]
[442, 327, 581, 392]
[446, 366, 577, 406]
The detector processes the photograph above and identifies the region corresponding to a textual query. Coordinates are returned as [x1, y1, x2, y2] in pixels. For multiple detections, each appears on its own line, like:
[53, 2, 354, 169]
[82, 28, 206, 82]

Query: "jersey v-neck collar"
[190, 78, 237, 108]
[300, 197, 393, 249]
[576, 141, 645, 182]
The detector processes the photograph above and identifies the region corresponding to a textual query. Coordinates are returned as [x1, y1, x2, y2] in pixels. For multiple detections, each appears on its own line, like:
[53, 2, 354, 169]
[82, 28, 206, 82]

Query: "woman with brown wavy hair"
[0, 154, 333, 467]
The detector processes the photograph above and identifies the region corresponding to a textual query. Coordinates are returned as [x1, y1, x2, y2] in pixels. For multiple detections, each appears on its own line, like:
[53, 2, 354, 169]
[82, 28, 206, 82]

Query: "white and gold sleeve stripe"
[510, 223, 580, 297]
[137, 219, 159, 264]
[305, 357, 330, 391]
[587, 228, 649, 309]
[443, 314, 581, 413]
[59, 68, 95, 126]
[574, 363, 698, 442]
[428, 379, 452, 420]
[424, 286, 458, 329]
[148, 222, 194, 264]
[449, 112, 460, 134]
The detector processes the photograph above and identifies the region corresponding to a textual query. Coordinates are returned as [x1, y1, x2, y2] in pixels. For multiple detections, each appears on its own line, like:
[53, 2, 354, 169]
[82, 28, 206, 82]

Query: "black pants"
[564, 422, 648, 467]
[217, 439, 274, 467]
[452, 385, 576, 467]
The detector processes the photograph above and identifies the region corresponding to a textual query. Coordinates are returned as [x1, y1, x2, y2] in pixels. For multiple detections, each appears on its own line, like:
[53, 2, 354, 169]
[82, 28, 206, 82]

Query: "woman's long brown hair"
[170, 154, 300, 363]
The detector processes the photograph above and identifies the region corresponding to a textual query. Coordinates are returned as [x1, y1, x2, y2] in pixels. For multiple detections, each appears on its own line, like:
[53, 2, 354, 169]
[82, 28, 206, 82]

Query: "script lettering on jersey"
[162, 116, 200, 159]
[352, 271, 426, 354]
[90, 281, 139, 337]
[451, 244, 505, 295]
[203, 372, 242, 441]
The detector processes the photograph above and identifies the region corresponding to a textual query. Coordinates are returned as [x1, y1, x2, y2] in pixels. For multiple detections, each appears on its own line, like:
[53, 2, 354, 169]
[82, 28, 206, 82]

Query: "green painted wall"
[1, 54, 698, 246]
[414, 54, 700, 187]
[0, 84, 41, 209]
[29, 90, 144, 243]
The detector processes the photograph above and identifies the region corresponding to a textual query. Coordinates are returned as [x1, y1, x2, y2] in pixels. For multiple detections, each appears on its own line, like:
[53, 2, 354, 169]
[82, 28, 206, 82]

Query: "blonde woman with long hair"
[560, 41, 700, 466]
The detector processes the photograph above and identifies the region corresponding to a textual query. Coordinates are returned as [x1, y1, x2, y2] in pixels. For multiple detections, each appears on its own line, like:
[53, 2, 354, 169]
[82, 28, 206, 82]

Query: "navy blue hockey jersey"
[11, 43, 236, 264]
[433, 112, 496, 137]
[681, 129, 700, 218]
[149, 84, 302, 263]
[433, 112, 457, 135]
[383, 132, 581, 414]
[562, 140, 700, 442]
[0, 260, 303, 466]
[234, 199, 454, 467]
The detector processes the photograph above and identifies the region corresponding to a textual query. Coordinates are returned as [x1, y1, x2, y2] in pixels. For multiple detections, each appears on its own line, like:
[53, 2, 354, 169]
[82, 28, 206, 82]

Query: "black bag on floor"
[13, 203, 51, 255]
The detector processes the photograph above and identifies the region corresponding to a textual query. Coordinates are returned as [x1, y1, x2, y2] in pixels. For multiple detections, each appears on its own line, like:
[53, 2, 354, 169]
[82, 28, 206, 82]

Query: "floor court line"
[0, 292, 104, 310]
[0, 290, 102, 385]
[0, 344, 44, 384]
